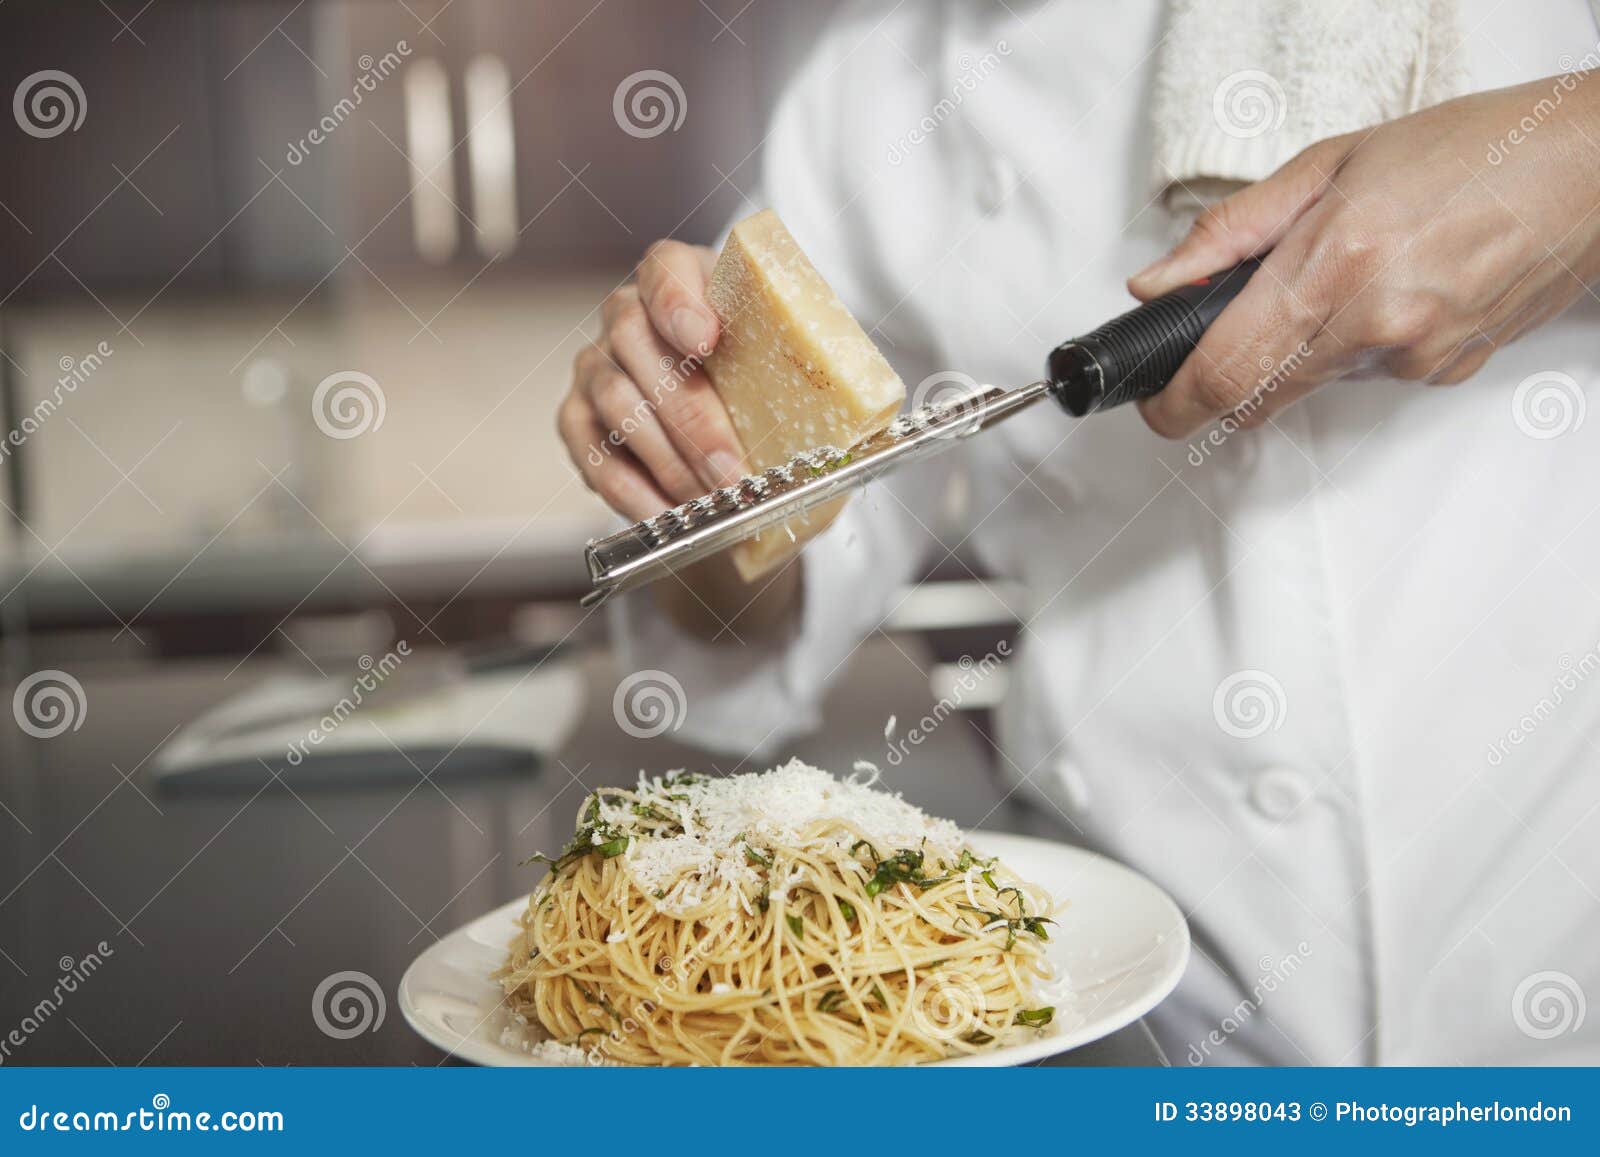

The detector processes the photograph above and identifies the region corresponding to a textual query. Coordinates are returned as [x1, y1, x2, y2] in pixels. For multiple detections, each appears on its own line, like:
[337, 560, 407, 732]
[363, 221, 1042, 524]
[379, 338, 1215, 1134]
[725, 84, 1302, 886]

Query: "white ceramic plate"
[400, 831, 1188, 1067]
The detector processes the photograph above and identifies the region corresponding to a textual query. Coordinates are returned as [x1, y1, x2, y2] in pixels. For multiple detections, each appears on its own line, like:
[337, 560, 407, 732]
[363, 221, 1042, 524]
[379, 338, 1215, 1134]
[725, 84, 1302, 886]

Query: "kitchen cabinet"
[0, 0, 841, 298]
[0, 0, 335, 297]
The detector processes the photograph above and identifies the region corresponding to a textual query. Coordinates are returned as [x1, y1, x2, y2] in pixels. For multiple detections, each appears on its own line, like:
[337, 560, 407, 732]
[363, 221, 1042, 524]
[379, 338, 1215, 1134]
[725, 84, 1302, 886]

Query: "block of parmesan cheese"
[704, 209, 905, 581]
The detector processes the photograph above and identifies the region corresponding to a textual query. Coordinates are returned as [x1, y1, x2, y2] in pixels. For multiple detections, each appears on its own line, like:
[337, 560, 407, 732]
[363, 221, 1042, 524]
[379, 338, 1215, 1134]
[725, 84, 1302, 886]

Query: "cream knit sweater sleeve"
[1149, 0, 1468, 209]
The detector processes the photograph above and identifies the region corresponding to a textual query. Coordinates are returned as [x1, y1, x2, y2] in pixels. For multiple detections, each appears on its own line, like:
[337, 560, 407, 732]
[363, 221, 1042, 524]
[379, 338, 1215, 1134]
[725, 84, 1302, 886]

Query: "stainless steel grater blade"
[580, 381, 1052, 607]
[578, 257, 1263, 608]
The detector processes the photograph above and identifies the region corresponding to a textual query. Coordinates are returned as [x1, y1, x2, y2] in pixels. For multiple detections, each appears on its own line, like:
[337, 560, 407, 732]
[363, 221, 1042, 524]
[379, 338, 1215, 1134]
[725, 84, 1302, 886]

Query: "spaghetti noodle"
[496, 760, 1061, 1065]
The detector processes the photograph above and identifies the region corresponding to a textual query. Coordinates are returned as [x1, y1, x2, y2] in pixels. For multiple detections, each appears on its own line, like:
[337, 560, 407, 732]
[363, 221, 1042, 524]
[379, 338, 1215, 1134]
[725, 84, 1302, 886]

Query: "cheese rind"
[704, 210, 904, 580]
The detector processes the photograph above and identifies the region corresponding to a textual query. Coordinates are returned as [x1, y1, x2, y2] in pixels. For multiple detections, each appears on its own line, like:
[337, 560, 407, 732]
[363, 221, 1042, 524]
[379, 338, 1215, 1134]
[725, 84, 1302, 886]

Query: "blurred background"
[0, 0, 842, 648]
[0, 1, 1089, 1065]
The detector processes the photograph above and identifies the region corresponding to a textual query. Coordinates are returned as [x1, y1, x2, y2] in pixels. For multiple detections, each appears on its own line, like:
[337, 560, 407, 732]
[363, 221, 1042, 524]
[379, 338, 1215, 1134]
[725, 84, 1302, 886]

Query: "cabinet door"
[0, 0, 844, 293]
[0, 0, 336, 298]
[330, 0, 841, 271]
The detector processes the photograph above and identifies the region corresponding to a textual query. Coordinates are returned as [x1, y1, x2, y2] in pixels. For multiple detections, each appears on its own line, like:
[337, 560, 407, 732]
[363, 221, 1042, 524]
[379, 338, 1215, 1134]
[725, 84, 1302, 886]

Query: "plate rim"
[399, 829, 1189, 1067]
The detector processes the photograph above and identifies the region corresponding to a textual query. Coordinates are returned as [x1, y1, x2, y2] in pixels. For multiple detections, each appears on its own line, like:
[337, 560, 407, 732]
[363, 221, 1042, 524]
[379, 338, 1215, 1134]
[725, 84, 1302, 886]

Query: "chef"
[558, 0, 1600, 1064]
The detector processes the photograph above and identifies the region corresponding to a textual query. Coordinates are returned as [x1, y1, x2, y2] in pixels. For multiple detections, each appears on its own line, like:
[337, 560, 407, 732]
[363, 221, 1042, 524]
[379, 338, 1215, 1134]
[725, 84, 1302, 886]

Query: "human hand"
[558, 240, 746, 520]
[1129, 75, 1600, 438]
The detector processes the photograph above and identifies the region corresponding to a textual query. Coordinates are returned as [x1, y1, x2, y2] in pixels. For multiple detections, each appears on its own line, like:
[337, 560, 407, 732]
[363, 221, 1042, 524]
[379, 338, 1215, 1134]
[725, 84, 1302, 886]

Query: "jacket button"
[1250, 766, 1310, 821]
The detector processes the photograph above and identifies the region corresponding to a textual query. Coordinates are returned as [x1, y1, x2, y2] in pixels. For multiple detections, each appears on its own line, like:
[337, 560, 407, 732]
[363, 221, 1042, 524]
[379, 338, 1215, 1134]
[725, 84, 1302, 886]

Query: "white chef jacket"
[614, 0, 1600, 1065]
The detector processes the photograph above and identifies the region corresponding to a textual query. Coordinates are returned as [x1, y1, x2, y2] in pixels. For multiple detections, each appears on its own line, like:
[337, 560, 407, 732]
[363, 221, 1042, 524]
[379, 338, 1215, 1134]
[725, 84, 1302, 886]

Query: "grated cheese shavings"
[598, 759, 964, 915]
[498, 1032, 613, 1066]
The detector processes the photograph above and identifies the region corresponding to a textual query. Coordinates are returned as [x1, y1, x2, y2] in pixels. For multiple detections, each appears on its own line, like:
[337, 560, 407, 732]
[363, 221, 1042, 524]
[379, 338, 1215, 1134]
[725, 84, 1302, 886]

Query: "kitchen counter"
[0, 636, 1167, 1066]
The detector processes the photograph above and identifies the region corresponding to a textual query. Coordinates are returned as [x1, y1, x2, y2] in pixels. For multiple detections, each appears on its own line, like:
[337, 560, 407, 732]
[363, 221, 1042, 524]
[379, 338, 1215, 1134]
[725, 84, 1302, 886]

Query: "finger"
[1426, 342, 1496, 387]
[637, 240, 720, 358]
[1221, 379, 1321, 429]
[1484, 283, 1584, 348]
[580, 345, 706, 504]
[607, 294, 747, 488]
[1137, 243, 1331, 439]
[1130, 135, 1354, 301]
[1382, 324, 1491, 384]
[557, 392, 671, 523]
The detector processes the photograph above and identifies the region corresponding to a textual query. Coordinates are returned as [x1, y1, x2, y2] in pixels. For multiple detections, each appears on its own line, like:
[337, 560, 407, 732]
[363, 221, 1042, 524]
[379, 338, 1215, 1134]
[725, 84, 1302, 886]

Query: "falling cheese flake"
[849, 759, 882, 789]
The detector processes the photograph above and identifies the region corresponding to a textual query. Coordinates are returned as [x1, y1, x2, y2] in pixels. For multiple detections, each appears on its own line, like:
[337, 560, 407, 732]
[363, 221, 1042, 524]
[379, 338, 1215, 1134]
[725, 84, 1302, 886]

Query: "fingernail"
[671, 308, 711, 355]
[708, 450, 745, 486]
[1132, 253, 1172, 284]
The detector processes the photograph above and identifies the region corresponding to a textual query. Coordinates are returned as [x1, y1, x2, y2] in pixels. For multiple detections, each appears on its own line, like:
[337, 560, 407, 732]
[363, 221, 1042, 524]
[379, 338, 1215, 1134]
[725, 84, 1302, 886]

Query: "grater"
[581, 259, 1259, 607]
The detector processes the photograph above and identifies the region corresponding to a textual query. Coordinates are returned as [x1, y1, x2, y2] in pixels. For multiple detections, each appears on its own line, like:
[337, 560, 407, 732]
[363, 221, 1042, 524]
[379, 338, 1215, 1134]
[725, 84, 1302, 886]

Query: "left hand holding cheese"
[561, 236, 806, 640]
[561, 239, 747, 522]
[1128, 75, 1600, 439]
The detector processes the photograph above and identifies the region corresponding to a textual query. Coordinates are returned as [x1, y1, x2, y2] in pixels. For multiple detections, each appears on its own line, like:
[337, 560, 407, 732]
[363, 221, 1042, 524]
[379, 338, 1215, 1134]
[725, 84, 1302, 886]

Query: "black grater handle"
[1046, 258, 1261, 417]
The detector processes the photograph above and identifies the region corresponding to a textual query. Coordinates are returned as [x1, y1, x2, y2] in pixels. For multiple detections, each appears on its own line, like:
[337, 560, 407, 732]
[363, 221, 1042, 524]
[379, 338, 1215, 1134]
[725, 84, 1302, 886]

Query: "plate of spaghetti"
[400, 760, 1187, 1066]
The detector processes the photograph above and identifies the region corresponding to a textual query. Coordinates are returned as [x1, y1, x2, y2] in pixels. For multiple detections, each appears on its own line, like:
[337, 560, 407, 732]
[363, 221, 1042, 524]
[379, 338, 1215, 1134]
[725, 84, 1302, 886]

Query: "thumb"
[1128, 134, 1353, 300]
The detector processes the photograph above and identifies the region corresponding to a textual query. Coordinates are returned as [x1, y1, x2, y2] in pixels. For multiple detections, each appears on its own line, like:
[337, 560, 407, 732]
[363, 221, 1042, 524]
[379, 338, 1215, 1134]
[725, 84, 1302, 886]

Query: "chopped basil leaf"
[865, 848, 927, 897]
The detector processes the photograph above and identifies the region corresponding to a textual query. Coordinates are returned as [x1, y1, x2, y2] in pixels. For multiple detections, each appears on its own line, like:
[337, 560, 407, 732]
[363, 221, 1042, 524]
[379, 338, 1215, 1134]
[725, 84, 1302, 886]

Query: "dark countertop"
[0, 637, 1166, 1067]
